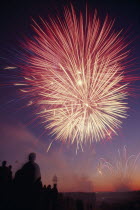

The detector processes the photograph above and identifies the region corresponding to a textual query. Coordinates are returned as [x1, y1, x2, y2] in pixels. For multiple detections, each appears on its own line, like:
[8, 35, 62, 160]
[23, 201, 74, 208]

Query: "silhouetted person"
[46, 184, 51, 191]
[8, 165, 13, 183]
[0, 161, 9, 183]
[7, 165, 13, 206]
[13, 168, 24, 209]
[21, 152, 41, 184]
[52, 184, 58, 210]
[0, 161, 9, 207]
[14, 153, 41, 209]
[42, 184, 52, 210]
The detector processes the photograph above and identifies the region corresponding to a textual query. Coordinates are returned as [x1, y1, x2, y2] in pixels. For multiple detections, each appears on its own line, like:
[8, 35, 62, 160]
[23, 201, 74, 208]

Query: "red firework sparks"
[14, 6, 138, 145]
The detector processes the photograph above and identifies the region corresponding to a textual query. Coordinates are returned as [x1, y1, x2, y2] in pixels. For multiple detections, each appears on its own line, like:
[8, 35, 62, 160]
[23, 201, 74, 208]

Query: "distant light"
[4, 66, 17, 70]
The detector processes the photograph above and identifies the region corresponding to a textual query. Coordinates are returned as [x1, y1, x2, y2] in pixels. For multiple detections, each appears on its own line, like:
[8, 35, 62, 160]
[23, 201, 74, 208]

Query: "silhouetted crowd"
[0, 153, 96, 210]
[0, 153, 59, 210]
[1, 153, 139, 210]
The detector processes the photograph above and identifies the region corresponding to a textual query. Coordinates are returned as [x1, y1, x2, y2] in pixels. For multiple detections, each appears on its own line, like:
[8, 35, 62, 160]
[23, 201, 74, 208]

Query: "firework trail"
[15, 6, 135, 145]
[97, 146, 140, 188]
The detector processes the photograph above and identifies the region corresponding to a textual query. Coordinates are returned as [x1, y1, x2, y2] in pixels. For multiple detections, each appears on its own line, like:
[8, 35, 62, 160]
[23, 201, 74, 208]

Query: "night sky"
[0, 0, 140, 192]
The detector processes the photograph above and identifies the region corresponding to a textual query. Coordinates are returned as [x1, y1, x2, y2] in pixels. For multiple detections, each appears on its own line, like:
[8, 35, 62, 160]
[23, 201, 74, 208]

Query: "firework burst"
[97, 146, 140, 190]
[15, 6, 134, 144]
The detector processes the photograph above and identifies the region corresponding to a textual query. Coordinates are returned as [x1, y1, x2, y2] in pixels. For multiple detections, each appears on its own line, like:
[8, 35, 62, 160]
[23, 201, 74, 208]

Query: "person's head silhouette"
[28, 153, 36, 162]
[2, 161, 7, 167]
[9, 165, 12, 170]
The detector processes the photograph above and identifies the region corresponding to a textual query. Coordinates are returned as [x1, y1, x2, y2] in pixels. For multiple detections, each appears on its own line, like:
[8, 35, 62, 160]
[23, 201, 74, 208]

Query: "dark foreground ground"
[0, 190, 140, 210]
[63, 191, 140, 210]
